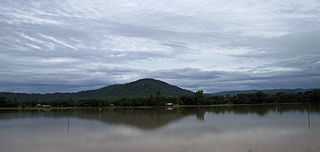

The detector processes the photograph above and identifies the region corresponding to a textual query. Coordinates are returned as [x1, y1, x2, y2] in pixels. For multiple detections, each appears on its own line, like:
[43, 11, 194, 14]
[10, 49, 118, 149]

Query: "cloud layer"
[0, 0, 320, 93]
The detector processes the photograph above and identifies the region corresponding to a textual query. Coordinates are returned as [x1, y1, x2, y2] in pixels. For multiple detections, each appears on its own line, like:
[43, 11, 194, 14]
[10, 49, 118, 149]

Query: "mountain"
[0, 78, 194, 103]
[209, 88, 315, 96]
[78, 78, 194, 98]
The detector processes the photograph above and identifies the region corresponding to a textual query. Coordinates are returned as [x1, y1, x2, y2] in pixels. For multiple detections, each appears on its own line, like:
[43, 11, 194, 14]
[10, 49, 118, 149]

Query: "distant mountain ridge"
[210, 88, 316, 96]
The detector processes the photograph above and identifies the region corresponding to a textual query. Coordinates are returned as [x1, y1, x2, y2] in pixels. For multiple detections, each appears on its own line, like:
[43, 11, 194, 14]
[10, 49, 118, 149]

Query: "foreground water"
[0, 105, 320, 152]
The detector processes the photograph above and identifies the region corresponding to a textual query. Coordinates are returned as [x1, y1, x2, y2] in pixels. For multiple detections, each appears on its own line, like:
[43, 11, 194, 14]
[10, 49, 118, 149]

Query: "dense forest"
[0, 89, 319, 107]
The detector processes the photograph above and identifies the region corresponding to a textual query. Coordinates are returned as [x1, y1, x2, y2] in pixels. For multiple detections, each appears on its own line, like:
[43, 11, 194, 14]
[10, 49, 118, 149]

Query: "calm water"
[0, 105, 320, 152]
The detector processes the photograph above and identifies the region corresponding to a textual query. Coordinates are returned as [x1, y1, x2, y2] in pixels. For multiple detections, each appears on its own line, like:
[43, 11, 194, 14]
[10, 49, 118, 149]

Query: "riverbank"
[0, 103, 309, 111]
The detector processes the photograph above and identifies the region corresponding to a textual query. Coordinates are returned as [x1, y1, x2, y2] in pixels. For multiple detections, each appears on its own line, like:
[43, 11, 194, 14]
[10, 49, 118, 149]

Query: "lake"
[0, 105, 320, 152]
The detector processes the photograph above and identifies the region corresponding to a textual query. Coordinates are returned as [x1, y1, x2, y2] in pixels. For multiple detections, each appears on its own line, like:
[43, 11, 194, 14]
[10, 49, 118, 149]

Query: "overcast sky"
[1, 0, 320, 93]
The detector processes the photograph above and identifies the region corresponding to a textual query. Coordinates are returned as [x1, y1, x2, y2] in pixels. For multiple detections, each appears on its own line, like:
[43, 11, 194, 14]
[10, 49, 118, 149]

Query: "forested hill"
[0, 78, 194, 103]
[77, 78, 194, 98]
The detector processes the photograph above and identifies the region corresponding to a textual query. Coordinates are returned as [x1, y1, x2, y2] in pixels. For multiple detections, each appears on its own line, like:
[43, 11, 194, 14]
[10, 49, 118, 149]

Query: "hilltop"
[78, 78, 194, 98]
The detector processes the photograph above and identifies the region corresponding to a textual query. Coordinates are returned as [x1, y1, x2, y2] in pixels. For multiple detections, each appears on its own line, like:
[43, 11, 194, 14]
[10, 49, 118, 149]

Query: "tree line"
[0, 90, 319, 107]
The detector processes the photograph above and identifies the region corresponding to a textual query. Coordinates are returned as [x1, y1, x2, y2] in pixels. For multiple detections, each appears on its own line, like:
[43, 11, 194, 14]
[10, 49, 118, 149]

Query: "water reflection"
[0, 104, 320, 152]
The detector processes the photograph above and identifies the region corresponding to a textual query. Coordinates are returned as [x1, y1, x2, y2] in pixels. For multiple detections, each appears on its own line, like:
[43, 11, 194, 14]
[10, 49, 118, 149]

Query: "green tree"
[195, 90, 204, 104]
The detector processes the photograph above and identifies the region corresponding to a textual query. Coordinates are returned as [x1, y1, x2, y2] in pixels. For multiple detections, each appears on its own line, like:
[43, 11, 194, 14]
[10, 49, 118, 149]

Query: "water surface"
[0, 105, 320, 152]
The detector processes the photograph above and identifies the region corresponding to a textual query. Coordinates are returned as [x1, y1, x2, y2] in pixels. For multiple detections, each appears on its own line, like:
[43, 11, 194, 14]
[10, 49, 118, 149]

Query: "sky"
[0, 0, 320, 93]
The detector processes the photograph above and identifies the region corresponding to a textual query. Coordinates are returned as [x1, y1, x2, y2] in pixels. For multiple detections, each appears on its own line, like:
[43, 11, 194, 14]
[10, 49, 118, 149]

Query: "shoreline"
[0, 103, 308, 111]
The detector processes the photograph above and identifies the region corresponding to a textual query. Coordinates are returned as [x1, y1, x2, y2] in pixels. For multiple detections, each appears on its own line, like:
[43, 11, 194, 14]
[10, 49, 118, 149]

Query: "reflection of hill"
[71, 110, 195, 129]
[0, 105, 319, 130]
[0, 110, 194, 130]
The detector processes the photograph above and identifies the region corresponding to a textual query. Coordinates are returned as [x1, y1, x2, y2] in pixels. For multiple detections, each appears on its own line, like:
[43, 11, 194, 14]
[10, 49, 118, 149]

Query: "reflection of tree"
[195, 110, 206, 121]
[308, 107, 311, 129]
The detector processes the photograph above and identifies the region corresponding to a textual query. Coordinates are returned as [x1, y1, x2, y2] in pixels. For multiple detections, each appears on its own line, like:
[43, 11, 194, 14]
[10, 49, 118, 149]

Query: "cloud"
[0, 0, 319, 92]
